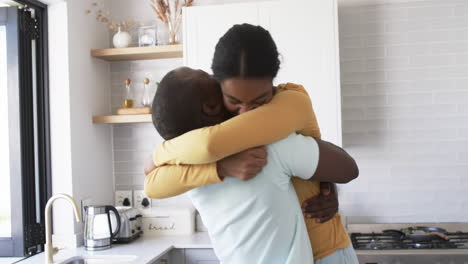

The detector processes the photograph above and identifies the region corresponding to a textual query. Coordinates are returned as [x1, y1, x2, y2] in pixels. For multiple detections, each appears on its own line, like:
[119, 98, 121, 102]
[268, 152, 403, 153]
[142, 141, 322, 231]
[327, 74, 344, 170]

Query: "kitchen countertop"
[18, 232, 212, 264]
[16, 224, 468, 263]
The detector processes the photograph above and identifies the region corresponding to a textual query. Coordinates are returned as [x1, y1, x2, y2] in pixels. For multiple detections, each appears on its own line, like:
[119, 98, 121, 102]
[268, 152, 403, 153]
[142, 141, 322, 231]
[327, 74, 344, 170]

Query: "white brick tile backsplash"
[412, 79, 457, 91]
[367, 57, 410, 70]
[459, 104, 468, 113]
[341, 84, 365, 96]
[110, 61, 131, 72]
[407, 6, 454, 19]
[342, 108, 365, 120]
[365, 82, 412, 94]
[111, 72, 130, 85]
[340, 47, 386, 60]
[386, 44, 432, 56]
[362, 7, 410, 21]
[407, 30, 458, 43]
[339, 23, 386, 37]
[114, 150, 151, 162]
[342, 71, 386, 83]
[410, 55, 456, 67]
[340, 60, 365, 72]
[114, 161, 146, 174]
[408, 128, 458, 140]
[113, 127, 133, 138]
[343, 119, 388, 133]
[115, 173, 135, 186]
[387, 93, 433, 106]
[454, 29, 468, 41]
[431, 16, 468, 29]
[454, 3, 468, 16]
[454, 79, 468, 89]
[431, 41, 468, 54]
[130, 58, 182, 72]
[366, 129, 410, 142]
[340, 0, 468, 223]
[435, 91, 468, 104]
[366, 105, 457, 119]
[385, 20, 430, 33]
[338, 36, 363, 48]
[343, 95, 387, 108]
[364, 33, 409, 46]
[385, 69, 433, 81]
[455, 54, 468, 65]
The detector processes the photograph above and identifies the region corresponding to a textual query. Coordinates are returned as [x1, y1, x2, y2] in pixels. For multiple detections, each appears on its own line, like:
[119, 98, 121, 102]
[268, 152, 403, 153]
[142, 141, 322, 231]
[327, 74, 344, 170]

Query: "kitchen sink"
[58, 255, 138, 264]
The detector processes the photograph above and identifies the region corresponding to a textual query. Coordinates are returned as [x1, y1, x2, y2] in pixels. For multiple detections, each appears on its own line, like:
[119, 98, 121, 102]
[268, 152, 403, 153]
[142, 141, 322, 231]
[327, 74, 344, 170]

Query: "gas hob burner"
[351, 231, 468, 250]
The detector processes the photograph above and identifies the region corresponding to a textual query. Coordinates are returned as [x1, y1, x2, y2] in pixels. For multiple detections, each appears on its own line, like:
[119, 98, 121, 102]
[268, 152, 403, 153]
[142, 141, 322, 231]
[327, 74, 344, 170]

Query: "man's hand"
[301, 182, 338, 223]
[217, 146, 267, 181]
[144, 154, 157, 176]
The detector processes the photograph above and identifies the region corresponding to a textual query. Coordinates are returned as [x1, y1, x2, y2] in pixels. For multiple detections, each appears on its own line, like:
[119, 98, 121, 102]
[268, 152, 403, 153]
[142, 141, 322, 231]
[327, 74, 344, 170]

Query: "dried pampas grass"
[149, 0, 194, 44]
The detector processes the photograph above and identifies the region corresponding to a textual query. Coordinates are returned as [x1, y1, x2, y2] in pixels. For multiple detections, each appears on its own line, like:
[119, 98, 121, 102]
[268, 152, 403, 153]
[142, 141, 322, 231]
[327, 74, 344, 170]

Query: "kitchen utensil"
[83, 205, 121, 251]
[122, 79, 134, 108]
[141, 78, 152, 107]
[383, 226, 449, 242]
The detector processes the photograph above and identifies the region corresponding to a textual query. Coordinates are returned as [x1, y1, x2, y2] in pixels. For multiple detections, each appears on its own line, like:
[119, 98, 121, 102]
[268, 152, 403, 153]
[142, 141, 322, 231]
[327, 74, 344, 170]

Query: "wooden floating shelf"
[91, 44, 183, 61]
[93, 114, 152, 124]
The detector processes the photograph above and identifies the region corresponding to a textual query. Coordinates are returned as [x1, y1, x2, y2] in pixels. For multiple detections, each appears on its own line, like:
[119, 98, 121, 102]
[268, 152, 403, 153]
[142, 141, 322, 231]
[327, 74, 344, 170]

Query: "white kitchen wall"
[110, 0, 468, 223]
[46, 0, 114, 247]
[338, 0, 468, 223]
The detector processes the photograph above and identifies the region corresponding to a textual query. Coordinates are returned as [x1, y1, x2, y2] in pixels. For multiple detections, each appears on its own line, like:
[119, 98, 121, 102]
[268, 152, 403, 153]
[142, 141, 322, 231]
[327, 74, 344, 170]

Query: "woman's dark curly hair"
[211, 23, 280, 82]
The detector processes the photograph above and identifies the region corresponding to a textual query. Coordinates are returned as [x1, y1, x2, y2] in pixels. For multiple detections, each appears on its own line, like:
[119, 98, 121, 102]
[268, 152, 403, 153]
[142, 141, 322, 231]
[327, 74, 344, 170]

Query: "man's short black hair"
[211, 23, 281, 82]
[152, 68, 204, 140]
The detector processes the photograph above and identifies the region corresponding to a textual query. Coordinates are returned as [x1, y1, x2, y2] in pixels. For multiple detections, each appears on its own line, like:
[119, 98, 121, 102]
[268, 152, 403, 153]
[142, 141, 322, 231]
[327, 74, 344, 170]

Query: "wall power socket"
[134, 190, 151, 210]
[115, 190, 133, 207]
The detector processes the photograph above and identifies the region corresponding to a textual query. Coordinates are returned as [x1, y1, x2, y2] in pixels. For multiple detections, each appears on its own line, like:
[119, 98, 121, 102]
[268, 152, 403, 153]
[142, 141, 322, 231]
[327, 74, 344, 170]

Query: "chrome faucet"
[45, 194, 81, 264]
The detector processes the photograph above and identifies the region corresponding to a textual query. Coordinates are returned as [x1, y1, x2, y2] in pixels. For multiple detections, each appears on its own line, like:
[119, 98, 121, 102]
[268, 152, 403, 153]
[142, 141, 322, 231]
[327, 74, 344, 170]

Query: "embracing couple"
[144, 24, 360, 264]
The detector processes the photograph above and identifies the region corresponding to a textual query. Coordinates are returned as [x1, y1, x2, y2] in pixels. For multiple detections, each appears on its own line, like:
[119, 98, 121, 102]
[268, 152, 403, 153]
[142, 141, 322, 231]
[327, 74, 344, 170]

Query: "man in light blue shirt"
[189, 133, 318, 264]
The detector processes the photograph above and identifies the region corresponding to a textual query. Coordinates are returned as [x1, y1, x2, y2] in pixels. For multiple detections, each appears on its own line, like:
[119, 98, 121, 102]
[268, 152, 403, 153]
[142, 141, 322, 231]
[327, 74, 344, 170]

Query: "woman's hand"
[217, 146, 267, 181]
[301, 182, 339, 223]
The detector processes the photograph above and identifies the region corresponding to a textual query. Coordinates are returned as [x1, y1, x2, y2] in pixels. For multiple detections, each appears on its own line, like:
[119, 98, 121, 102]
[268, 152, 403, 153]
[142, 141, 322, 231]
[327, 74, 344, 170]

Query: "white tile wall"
[339, 0, 468, 223]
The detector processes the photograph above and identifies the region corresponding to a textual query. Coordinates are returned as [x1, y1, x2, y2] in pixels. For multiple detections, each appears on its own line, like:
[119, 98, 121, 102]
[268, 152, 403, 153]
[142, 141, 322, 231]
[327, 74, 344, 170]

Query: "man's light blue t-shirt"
[188, 133, 319, 264]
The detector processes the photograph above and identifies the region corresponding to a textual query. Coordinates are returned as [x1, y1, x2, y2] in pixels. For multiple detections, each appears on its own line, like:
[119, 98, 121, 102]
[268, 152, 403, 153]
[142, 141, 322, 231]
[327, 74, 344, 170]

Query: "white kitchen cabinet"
[183, 0, 342, 145]
[185, 249, 219, 264]
[151, 249, 219, 264]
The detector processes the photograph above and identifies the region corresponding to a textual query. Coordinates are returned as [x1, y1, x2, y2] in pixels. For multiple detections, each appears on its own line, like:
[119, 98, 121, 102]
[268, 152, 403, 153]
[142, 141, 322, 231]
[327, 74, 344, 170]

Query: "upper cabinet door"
[183, 0, 341, 145]
[268, 0, 342, 145]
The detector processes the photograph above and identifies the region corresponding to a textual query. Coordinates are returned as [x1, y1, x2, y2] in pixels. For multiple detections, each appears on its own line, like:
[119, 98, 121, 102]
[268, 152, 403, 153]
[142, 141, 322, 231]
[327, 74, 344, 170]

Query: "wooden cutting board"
[117, 107, 152, 115]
